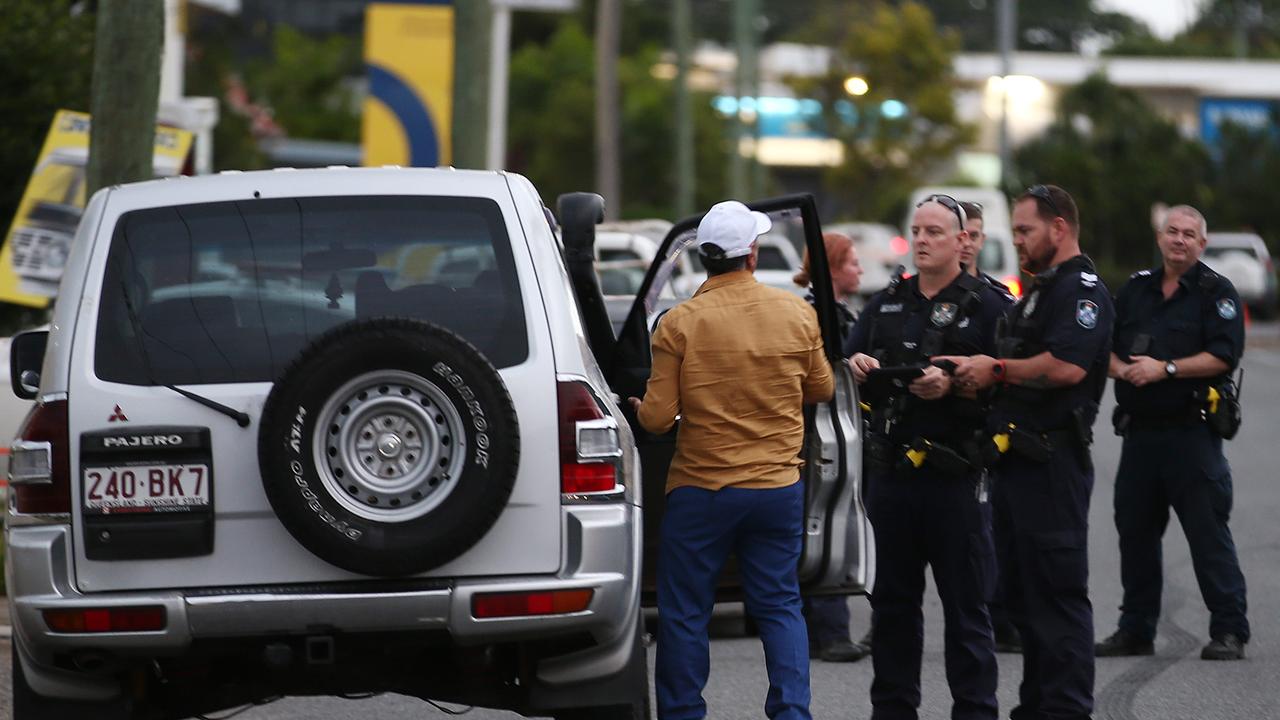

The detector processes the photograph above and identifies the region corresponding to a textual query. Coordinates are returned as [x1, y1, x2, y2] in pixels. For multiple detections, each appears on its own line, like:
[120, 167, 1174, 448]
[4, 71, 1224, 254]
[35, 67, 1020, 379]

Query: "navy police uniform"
[980, 272, 1017, 303]
[1110, 261, 1249, 646]
[990, 255, 1113, 720]
[848, 270, 1010, 720]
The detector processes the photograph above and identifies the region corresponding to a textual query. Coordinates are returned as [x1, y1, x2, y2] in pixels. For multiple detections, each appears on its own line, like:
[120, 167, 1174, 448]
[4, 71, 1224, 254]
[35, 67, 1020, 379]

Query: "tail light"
[44, 606, 167, 633]
[472, 589, 594, 619]
[1003, 275, 1023, 298]
[557, 380, 621, 495]
[10, 399, 71, 514]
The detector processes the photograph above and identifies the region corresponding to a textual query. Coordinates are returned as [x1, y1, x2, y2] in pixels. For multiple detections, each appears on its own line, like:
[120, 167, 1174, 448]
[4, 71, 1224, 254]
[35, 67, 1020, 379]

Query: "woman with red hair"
[793, 231, 869, 662]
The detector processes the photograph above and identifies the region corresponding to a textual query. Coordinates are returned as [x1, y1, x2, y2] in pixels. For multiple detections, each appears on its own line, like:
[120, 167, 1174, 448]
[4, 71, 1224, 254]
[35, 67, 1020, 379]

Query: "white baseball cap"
[696, 200, 772, 259]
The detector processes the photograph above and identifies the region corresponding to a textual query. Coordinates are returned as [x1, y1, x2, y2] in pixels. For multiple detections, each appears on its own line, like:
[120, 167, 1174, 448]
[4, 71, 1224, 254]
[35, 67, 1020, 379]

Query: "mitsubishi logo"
[108, 405, 129, 423]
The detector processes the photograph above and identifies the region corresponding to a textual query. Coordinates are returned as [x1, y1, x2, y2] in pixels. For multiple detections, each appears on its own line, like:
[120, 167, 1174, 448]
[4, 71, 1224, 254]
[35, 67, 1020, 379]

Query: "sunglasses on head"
[1025, 184, 1063, 219]
[915, 194, 966, 227]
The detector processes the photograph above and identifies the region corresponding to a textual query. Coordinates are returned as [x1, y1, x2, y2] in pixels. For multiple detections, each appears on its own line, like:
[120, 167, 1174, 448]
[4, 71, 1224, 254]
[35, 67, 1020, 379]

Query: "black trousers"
[867, 464, 998, 720]
[994, 451, 1094, 720]
[1114, 422, 1249, 643]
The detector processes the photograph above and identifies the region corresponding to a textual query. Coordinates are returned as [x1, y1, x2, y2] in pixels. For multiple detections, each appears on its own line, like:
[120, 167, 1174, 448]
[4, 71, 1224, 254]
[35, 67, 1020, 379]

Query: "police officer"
[957, 199, 1023, 655]
[848, 195, 1005, 720]
[948, 185, 1113, 720]
[958, 200, 1017, 302]
[1095, 204, 1250, 661]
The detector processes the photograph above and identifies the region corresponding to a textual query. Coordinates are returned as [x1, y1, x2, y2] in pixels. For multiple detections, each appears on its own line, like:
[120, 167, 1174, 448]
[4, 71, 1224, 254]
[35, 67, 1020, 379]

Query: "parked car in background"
[674, 233, 804, 297]
[824, 222, 907, 298]
[1203, 232, 1277, 317]
[906, 186, 1023, 297]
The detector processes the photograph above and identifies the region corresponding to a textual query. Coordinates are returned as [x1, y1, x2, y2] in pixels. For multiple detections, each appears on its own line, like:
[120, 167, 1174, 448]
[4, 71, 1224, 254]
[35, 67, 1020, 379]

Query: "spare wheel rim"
[312, 369, 469, 523]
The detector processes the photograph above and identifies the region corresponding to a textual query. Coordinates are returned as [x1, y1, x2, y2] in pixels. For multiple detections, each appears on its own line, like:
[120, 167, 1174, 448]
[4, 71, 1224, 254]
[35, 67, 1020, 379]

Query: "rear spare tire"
[258, 318, 519, 576]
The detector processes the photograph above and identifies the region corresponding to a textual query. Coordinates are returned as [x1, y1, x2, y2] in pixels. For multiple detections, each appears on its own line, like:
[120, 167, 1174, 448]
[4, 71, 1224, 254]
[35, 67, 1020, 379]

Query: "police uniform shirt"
[1112, 260, 1244, 418]
[998, 255, 1114, 430]
[847, 271, 1012, 441]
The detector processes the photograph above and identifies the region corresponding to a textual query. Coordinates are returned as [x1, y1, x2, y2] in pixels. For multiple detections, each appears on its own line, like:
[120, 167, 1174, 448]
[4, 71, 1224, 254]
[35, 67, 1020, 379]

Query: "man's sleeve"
[636, 319, 683, 434]
[1111, 278, 1134, 354]
[1043, 279, 1115, 372]
[1201, 280, 1245, 369]
[803, 310, 835, 404]
[844, 295, 878, 357]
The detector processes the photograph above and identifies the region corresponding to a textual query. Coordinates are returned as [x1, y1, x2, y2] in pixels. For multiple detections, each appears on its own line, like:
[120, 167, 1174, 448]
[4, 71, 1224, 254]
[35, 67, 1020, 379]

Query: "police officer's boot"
[1201, 634, 1245, 660]
[993, 618, 1022, 654]
[1094, 628, 1155, 657]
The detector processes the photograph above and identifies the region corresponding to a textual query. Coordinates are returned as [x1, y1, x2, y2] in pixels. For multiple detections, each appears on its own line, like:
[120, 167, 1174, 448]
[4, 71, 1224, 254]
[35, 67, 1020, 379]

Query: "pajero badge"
[1076, 299, 1099, 329]
[930, 302, 958, 327]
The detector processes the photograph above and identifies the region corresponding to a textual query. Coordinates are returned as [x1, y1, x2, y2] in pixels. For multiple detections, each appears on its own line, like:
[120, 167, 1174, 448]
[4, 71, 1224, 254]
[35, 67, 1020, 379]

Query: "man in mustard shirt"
[629, 200, 835, 720]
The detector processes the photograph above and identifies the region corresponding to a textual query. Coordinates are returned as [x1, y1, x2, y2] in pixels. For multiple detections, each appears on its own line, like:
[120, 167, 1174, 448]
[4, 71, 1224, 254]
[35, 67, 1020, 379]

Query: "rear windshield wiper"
[118, 277, 251, 429]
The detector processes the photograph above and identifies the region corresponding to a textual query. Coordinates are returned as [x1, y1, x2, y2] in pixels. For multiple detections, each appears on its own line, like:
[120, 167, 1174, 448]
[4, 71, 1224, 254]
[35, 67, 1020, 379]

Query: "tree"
[1012, 74, 1213, 279]
[799, 2, 973, 223]
[0, 0, 94, 233]
[247, 26, 361, 142]
[507, 22, 729, 219]
[0, 0, 94, 330]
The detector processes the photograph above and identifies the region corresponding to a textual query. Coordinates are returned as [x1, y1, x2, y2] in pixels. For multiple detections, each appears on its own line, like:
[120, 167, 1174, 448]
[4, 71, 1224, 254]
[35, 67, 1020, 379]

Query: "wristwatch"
[1164, 360, 1178, 378]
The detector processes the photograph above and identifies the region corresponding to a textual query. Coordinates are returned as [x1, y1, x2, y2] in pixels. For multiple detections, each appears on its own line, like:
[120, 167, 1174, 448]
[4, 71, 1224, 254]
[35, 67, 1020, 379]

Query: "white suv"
[7, 169, 869, 719]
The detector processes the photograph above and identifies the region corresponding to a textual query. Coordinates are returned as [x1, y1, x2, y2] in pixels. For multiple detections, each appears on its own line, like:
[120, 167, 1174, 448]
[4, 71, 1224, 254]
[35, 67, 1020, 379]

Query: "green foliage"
[507, 22, 728, 220]
[248, 26, 362, 142]
[800, 2, 972, 223]
[0, 0, 94, 237]
[0, 0, 92, 323]
[1012, 74, 1214, 271]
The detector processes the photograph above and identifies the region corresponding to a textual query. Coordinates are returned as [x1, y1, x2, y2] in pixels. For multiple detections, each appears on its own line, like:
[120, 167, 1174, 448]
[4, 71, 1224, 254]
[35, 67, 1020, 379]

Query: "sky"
[1098, 0, 1206, 39]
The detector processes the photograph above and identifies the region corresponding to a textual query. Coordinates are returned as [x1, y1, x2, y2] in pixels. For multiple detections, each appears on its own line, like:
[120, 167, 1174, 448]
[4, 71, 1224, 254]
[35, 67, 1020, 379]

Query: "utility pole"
[749, 5, 766, 198]
[595, 0, 622, 220]
[87, 0, 163, 196]
[997, 0, 1015, 191]
[729, 0, 749, 198]
[673, 0, 694, 217]
[454, 0, 492, 169]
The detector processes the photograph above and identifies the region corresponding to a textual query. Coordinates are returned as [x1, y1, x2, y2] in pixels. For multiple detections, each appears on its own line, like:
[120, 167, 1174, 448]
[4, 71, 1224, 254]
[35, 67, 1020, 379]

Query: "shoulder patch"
[1216, 298, 1238, 320]
[1076, 299, 1100, 329]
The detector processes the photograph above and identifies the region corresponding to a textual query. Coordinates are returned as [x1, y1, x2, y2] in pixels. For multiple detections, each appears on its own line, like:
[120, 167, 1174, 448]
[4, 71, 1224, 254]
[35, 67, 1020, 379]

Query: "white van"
[905, 186, 1022, 296]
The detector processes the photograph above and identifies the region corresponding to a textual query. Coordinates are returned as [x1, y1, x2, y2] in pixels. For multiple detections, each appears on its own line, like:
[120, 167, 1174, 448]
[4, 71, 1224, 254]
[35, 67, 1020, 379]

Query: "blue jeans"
[655, 483, 811, 720]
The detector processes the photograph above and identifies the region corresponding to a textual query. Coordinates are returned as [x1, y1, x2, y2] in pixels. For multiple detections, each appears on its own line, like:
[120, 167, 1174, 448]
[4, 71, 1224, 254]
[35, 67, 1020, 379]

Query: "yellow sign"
[0, 110, 194, 307]
[362, 2, 454, 168]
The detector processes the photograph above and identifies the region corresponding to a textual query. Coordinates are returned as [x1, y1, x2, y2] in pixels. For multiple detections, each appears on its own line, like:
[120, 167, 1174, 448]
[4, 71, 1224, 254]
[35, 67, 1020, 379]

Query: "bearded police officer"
[947, 185, 1113, 720]
[1095, 205, 1250, 661]
[848, 194, 1007, 720]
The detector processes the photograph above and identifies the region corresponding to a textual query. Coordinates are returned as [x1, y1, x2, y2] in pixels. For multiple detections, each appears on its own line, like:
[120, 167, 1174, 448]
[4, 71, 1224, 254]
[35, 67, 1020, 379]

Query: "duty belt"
[991, 423, 1076, 464]
[865, 434, 979, 477]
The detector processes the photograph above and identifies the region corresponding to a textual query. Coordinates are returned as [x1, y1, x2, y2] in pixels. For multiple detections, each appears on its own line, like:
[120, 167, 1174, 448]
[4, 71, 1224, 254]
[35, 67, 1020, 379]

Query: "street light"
[844, 75, 870, 97]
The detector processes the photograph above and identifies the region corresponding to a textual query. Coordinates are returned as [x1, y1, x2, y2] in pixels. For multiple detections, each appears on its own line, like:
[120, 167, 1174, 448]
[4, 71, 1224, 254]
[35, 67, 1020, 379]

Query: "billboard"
[1200, 98, 1279, 147]
[362, 1, 454, 168]
[0, 110, 193, 307]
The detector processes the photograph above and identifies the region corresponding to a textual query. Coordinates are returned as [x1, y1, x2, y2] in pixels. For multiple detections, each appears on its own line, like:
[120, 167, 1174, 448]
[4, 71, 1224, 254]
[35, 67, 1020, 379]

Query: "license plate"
[83, 464, 210, 515]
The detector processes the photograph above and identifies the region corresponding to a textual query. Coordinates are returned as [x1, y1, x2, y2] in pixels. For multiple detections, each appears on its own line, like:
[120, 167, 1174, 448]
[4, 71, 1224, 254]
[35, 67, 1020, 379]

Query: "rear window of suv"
[95, 195, 528, 386]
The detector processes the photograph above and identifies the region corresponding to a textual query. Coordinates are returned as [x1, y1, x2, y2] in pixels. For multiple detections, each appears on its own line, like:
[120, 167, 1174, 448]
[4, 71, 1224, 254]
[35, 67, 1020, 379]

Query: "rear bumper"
[8, 503, 642, 702]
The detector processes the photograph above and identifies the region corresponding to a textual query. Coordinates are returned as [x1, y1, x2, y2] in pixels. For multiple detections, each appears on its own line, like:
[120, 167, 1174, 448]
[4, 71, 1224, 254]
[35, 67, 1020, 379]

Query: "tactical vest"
[994, 256, 1107, 430]
[867, 271, 985, 367]
[865, 270, 986, 439]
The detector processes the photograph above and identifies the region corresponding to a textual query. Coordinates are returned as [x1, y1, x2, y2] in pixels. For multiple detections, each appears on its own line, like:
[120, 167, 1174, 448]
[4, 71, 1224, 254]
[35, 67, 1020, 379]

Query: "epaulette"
[1079, 271, 1099, 289]
[1130, 269, 1153, 279]
[885, 264, 907, 297]
[1199, 267, 1224, 292]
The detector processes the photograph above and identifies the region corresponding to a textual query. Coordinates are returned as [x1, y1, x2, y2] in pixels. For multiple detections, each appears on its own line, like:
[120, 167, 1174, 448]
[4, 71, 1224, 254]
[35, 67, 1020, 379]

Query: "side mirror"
[10, 329, 49, 400]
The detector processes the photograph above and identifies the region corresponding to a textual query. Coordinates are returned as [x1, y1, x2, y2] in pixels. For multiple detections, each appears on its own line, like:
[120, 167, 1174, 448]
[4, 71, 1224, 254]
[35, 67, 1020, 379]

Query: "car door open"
[609, 194, 870, 600]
